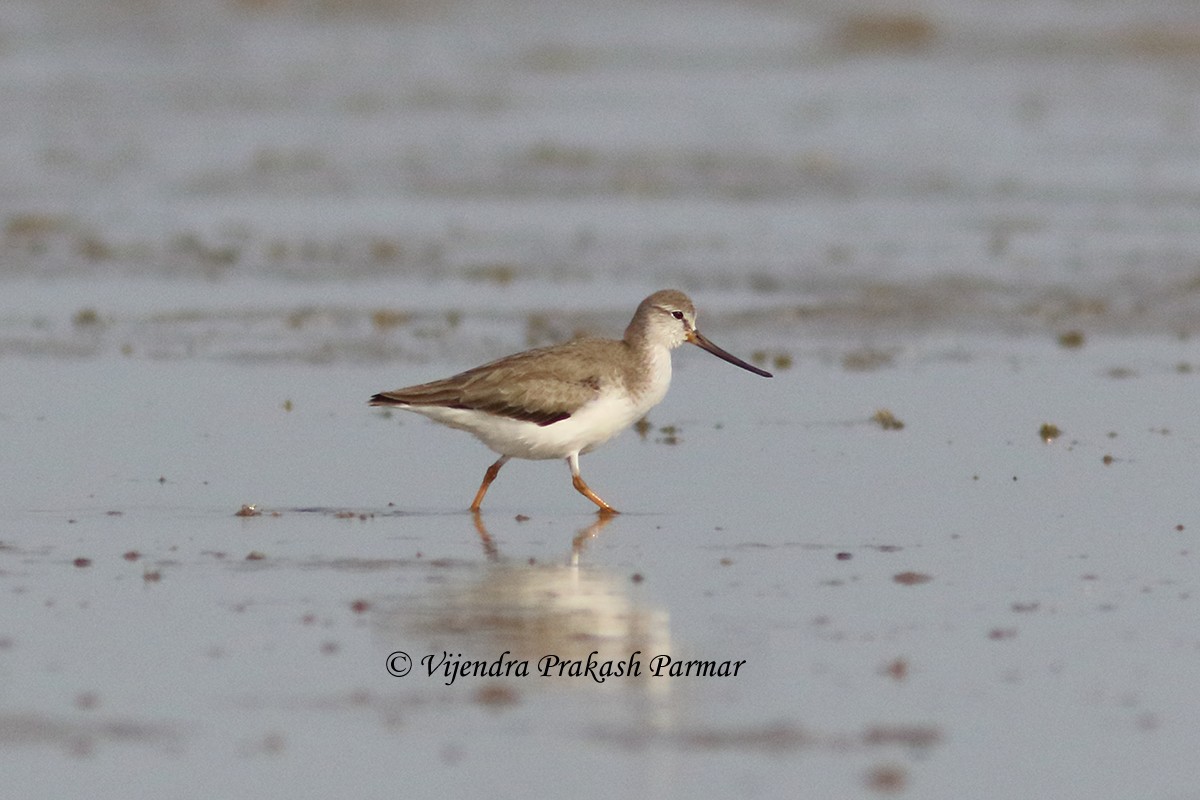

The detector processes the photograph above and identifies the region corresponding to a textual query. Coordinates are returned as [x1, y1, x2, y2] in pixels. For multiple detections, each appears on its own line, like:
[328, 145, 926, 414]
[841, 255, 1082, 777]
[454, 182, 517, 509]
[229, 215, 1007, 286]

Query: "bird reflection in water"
[389, 512, 671, 692]
[469, 510, 613, 563]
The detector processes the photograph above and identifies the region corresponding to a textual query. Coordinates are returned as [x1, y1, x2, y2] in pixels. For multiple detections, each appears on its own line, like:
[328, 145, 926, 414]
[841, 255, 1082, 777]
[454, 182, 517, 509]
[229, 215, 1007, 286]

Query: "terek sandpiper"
[369, 289, 772, 514]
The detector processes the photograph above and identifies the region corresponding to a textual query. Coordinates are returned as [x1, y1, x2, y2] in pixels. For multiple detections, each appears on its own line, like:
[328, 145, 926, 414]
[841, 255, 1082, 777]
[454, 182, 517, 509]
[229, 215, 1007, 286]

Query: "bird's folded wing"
[371, 345, 612, 426]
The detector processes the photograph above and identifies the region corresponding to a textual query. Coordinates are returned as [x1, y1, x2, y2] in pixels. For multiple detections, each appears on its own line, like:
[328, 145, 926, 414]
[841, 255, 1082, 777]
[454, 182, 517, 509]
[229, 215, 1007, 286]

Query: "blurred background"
[3, 0, 1200, 362]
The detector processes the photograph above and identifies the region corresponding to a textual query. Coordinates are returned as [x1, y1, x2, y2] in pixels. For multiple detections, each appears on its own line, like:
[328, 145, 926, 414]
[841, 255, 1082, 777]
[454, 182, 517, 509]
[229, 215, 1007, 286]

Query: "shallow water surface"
[3, 341, 1200, 797]
[4, 0, 1200, 796]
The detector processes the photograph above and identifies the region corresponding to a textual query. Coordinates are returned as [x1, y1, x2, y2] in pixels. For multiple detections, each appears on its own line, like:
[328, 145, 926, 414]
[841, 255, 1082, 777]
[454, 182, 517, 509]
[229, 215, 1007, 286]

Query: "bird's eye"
[671, 311, 684, 320]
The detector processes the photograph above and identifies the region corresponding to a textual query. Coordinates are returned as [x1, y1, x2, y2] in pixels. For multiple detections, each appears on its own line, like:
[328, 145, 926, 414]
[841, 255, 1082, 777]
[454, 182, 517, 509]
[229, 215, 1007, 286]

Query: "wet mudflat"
[3, 340, 1200, 798]
[3, 0, 1200, 797]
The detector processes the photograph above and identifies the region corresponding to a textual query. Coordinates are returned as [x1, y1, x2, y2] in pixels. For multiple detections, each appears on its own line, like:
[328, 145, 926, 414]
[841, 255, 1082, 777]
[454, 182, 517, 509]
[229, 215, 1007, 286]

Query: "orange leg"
[567, 454, 618, 515]
[470, 456, 509, 512]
